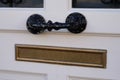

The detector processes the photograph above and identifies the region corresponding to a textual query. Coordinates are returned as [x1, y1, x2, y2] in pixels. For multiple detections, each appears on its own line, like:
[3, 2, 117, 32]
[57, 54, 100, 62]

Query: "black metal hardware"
[101, 0, 120, 5]
[72, 0, 120, 8]
[26, 12, 87, 34]
[13, 0, 22, 4]
[0, 0, 8, 4]
[101, 0, 113, 4]
[0, 0, 22, 7]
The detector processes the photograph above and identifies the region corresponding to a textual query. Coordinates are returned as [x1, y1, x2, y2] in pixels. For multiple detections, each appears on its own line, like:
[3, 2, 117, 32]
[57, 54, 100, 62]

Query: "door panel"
[0, 70, 47, 80]
[0, 0, 120, 80]
[69, 76, 111, 80]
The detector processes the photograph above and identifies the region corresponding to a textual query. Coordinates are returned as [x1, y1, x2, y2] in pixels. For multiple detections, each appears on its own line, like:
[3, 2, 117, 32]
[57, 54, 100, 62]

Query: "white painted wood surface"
[0, 0, 120, 80]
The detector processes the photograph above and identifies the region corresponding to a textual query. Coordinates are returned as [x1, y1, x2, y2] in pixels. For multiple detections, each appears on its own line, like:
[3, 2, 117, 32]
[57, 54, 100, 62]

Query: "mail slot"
[16, 44, 107, 68]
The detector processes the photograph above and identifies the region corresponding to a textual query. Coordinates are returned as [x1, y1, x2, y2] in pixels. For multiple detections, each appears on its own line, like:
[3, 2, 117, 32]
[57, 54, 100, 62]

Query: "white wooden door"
[0, 0, 120, 80]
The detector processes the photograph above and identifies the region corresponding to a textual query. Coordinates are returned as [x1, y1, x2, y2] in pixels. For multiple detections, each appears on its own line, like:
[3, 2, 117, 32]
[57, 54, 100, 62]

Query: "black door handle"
[26, 12, 87, 34]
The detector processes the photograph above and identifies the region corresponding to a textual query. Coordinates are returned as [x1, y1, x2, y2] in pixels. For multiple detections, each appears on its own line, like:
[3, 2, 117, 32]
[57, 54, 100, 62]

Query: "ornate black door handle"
[26, 12, 87, 34]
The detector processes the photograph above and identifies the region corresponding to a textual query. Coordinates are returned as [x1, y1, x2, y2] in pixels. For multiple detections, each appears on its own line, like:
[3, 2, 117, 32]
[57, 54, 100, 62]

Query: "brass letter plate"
[15, 44, 107, 68]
